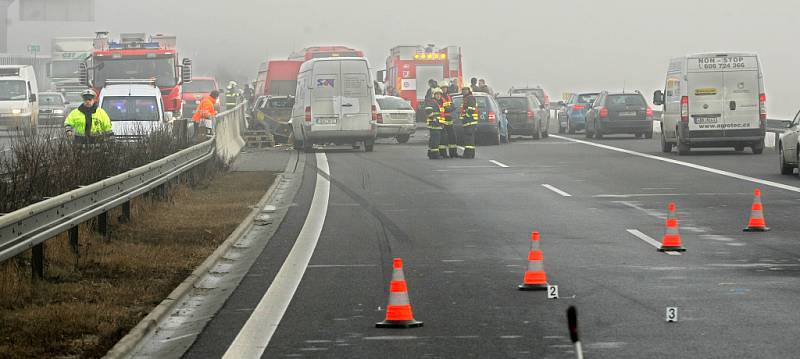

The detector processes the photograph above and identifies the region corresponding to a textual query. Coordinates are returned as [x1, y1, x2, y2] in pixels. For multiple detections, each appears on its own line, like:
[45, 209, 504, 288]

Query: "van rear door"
[339, 60, 371, 131]
[311, 61, 341, 129]
[686, 59, 724, 134]
[721, 56, 760, 134]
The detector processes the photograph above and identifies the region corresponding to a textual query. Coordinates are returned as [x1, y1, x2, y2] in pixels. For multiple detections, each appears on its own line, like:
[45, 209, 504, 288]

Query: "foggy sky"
[6, 0, 799, 117]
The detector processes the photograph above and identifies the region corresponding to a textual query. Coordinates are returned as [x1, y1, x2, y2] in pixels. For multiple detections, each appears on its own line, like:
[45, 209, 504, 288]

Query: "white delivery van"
[99, 80, 171, 140]
[291, 57, 378, 152]
[0, 65, 39, 135]
[654, 53, 766, 155]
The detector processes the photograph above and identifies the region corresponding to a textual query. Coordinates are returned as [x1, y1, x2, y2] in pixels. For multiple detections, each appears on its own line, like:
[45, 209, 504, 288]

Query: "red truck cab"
[181, 77, 219, 118]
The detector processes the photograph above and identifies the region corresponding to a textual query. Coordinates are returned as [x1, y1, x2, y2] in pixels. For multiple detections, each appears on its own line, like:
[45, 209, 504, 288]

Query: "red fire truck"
[382, 45, 463, 110]
[80, 32, 192, 115]
[255, 46, 364, 97]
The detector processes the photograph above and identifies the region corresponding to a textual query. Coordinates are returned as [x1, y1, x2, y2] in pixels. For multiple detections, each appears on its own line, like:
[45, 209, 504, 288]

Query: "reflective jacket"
[64, 105, 112, 136]
[425, 97, 442, 128]
[192, 95, 218, 122]
[460, 93, 479, 125]
[440, 94, 453, 125]
[224, 90, 240, 108]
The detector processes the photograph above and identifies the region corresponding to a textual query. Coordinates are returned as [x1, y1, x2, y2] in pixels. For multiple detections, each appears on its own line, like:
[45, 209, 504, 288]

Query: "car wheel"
[594, 123, 603, 139]
[568, 122, 576, 134]
[751, 141, 764, 155]
[585, 124, 593, 138]
[493, 131, 501, 146]
[779, 144, 794, 175]
[635, 133, 644, 139]
[364, 139, 375, 152]
[396, 134, 410, 144]
[660, 130, 673, 153]
[677, 130, 690, 155]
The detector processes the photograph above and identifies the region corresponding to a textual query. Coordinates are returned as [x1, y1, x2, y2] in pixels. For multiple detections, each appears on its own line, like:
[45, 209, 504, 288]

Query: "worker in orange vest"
[192, 90, 219, 140]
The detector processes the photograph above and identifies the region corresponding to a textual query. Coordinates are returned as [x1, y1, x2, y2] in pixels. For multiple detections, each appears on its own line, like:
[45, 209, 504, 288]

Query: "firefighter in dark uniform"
[460, 86, 479, 159]
[425, 88, 444, 159]
[439, 81, 458, 158]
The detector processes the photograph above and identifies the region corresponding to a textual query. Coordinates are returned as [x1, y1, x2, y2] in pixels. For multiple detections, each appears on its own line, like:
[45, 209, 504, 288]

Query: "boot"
[449, 148, 460, 158]
[440, 149, 449, 158]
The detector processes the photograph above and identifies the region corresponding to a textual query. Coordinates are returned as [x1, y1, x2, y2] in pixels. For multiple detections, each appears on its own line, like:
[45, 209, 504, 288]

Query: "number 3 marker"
[666, 307, 678, 323]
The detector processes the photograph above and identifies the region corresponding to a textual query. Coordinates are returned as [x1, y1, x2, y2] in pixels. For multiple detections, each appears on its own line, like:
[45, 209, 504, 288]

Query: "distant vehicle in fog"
[0, 65, 39, 135]
[584, 90, 653, 139]
[38, 92, 68, 126]
[450, 92, 509, 146]
[509, 86, 550, 110]
[290, 57, 377, 152]
[653, 52, 766, 155]
[497, 95, 549, 139]
[375, 95, 416, 143]
[560, 92, 599, 134]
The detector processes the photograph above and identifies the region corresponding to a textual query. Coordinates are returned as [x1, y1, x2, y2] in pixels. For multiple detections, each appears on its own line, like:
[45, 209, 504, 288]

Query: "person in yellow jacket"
[64, 89, 113, 143]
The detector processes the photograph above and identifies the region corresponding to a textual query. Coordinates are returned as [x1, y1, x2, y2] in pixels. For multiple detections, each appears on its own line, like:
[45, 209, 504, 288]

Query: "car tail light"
[680, 96, 689, 123]
[544, 95, 550, 105]
[372, 105, 382, 123]
[599, 107, 608, 118]
[759, 93, 767, 121]
[646, 106, 654, 119]
[527, 110, 534, 120]
[304, 106, 312, 122]
[488, 111, 496, 123]
[573, 104, 585, 110]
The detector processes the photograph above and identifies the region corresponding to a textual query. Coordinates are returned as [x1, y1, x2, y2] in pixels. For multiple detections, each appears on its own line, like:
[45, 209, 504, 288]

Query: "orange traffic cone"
[659, 202, 686, 252]
[376, 258, 423, 328]
[744, 189, 770, 232]
[519, 231, 548, 291]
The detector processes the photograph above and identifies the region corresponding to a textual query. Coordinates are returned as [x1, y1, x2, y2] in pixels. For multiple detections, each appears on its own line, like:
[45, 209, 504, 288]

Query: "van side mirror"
[181, 58, 192, 84]
[79, 62, 89, 86]
[29, 94, 36, 103]
[653, 90, 664, 106]
[376, 70, 386, 83]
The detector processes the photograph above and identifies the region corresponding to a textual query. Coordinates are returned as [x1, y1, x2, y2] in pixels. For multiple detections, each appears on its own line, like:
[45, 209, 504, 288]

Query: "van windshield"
[102, 96, 160, 122]
[0, 80, 27, 101]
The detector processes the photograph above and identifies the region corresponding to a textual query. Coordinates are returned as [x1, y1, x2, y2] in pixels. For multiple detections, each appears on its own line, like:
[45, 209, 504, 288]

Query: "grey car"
[778, 111, 800, 175]
[38, 92, 69, 126]
[496, 95, 549, 139]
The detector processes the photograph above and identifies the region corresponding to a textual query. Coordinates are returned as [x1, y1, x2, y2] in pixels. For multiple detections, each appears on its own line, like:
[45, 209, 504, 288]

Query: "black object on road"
[567, 306, 584, 359]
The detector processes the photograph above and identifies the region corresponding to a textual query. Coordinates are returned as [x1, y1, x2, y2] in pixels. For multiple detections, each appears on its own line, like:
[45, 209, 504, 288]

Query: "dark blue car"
[559, 92, 599, 134]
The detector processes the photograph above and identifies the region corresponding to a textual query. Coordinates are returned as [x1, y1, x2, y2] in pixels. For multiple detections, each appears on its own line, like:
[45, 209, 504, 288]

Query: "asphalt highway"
[184, 123, 800, 358]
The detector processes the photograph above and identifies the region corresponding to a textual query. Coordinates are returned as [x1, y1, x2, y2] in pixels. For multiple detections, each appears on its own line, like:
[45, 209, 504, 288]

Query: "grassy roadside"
[0, 169, 275, 358]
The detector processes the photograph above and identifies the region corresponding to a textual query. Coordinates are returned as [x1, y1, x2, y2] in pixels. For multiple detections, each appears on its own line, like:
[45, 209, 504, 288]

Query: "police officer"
[224, 81, 241, 110]
[64, 89, 112, 144]
[460, 86, 478, 159]
[439, 81, 458, 158]
[425, 88, 444, 159]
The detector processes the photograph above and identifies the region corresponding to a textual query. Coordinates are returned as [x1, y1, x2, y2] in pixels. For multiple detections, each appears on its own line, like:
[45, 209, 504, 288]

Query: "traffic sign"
[27, 44, 40, 54]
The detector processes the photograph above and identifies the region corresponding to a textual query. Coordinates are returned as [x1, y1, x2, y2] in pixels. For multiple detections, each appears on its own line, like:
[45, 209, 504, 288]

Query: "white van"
[291, 57, 378, 152]
[99, 80, 171, 140]
[654, 53, 766, 155]
[0, 65, 39, 135]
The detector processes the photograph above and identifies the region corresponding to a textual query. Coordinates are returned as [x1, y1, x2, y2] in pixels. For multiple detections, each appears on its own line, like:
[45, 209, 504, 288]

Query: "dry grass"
[0, 169, 275, 358]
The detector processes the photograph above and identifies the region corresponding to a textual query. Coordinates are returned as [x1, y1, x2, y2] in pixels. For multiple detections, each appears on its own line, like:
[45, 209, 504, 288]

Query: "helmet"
[432, 88, 443, 95]
[439, 80, 450, 88]
[81, 89, 96, 99]
[228, 81, 237, 88]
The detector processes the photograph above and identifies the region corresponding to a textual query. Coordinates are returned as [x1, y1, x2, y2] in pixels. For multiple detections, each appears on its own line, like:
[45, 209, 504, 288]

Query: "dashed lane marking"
[489, 160, 510, 168]
[551, 134, 800, 194]
[542, 184, 572, 197]
[626, 229, 682, 256]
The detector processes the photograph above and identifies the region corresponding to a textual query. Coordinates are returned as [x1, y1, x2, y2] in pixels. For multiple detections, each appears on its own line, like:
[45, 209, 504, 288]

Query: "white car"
[99, 80, 172, 140]
[778, 113, 800, 175]
[654, 52, 766, 155]
[375, 95, 415, 143]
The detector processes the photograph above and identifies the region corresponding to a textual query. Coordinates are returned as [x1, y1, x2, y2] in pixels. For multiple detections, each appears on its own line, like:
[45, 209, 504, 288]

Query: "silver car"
[376, 95, 416, 143]
[778, 112, 800, 175]
[38, 92, 69, 126]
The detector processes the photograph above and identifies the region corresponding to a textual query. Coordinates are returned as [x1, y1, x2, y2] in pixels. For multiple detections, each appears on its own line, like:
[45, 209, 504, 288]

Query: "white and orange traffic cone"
[744, 188, 770, 232]
[519, 231, 548, 291]
[376, 258, 423, 328]
[659, 202, 686, 252]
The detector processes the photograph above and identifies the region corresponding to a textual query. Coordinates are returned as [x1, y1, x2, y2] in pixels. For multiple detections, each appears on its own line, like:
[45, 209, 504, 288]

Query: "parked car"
[653, 52, 766, 155]
[496, 95, 549, 139]
[253, 95, 294, 140]
[290, 57, 378, 152]
[375, 95, 415, 143]
[559, 92, 599, 134]
[99, 81, 171, 140]
[584, 91, 653, 139]
[38, 92, 68, 126]
[509, 86, 550, 109]
[182, 77, 219, 119]
[778, 110, 800, 175]
[450, 92, 509, 146]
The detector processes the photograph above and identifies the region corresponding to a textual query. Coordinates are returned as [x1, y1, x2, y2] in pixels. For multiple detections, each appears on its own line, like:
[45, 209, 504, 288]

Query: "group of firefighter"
[423, 79, 478, 159]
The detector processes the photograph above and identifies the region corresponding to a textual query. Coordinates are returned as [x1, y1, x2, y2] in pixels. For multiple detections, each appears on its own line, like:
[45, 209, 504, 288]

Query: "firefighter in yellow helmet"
[460, 86, 478, 159]
[425, 88, 444, 159]
[439, 81, 458, 158]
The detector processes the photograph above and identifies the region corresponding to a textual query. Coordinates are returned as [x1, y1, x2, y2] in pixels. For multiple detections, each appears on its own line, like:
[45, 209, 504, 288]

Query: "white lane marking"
[307, 264, 376, 268]
[595, 192, 748, 198]
[489, 160, 510, 168]
[222, 153, 330, 359]
[160, 332, 199, 343]
[626, 229, 681, 256]
[551, 134, 800, 194]
[542, 184, 572, 197]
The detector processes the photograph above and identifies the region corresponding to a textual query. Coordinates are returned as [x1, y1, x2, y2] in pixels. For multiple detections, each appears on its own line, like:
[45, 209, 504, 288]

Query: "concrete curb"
[104, 151, 299, 359]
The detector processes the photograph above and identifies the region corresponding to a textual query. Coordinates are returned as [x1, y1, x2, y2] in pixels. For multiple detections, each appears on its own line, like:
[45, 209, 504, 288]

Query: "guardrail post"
[69, 226, 79, 258]
[120, 201, 131, 223]
[97, 212, 109, 239]
[31, 243, 44, 279]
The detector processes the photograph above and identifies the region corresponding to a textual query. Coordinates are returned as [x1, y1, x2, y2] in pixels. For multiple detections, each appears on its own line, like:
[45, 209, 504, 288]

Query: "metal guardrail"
[0, 103, 247, 269]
